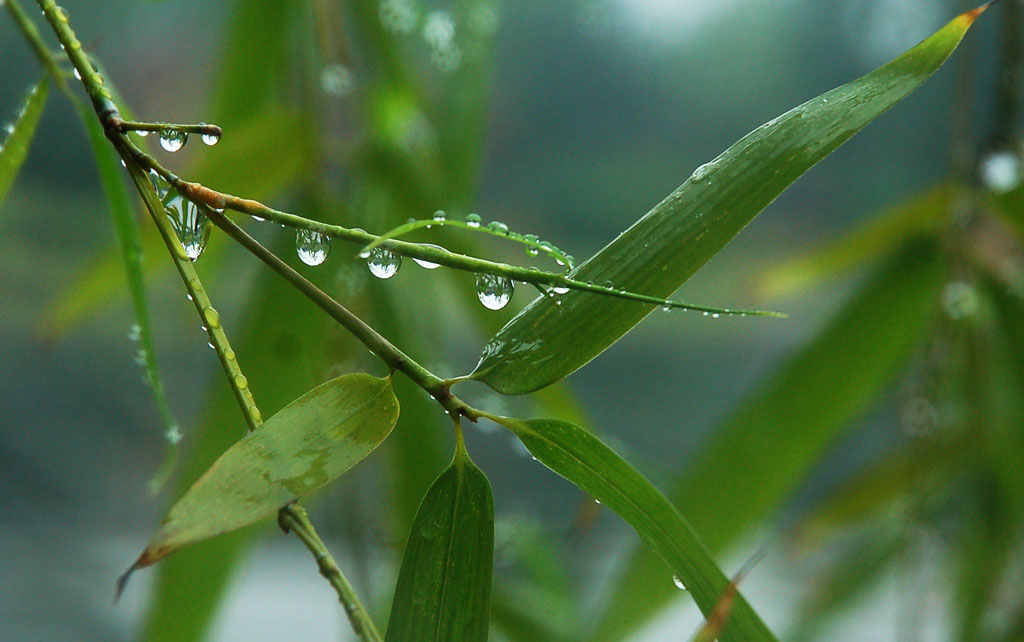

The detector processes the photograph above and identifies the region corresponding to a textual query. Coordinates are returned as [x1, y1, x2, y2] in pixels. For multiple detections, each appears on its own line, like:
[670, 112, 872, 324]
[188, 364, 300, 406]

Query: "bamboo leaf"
[385, 441, 494, 642]
[488, 415, 778, 642]
[123, 374, 398, 583]
[592, 240, 944, 641]
[0, 77, 49, 209]
[471, 7, 986, 395]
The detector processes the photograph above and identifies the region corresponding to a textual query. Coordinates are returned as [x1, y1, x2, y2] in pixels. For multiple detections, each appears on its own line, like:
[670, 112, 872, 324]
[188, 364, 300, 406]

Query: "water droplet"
[252, 215, 265, 222]
[942, 280, 979, 320]
[379, 0, 418, 33]
[552, 285, 570, 295]
[224, 349, 235, 361]
[465, 213, 481, 228]
[672, 575, 686, 590]
[136, 129, 149, 137]
[165, 425, 182, 444]
[487, 221, 509, 235]
[661, 303, 672, 312]
[165, 196, 209, 261]
[367, 247, 401, 279]
[159, 129, 187, 153]
[201, 131, 220, 146]
[148, 170, 169, 198]
[207, 341, 216, 350]
[127, 324, 141, 341]
[412, 244, 444, 269]
[476, 273, 514, 310]
[203, 306, 221, 329]
[423, 10, 455, 50]
[594, 498, 601, 505]
[320, 63, 353, 97]
[73, 68, 81, 81]
[186, 293, 193, 301]
[295, 229, 331, 266]
[526, 247, 539, 257]
[432, 209, 447, 222]
[234, 373, 248, 389]
[979, 150, 1021, 193]
[711, 313, 720, 319]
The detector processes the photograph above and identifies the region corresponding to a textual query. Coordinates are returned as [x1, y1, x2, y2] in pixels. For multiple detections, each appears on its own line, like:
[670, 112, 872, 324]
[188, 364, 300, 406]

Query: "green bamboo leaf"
[758, 183, 952, 298]
[0, 77, 49, 209]
[385, 440, 494, 642]
[592, 240, 944, 642]
[77, 104, 179, 491]
[122, 374, 398, 585]
[471, 7, 987, 395]
[488, 415, 778, 642]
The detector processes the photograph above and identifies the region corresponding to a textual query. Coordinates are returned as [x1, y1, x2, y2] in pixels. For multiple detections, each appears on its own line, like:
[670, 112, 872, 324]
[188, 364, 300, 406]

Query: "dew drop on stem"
[465, 213, 481, 228]
[295, 229, 331, 266]
[367, 247, 401, 279]
[412, 244, 444, 269]
[159, 129, 187, 153]
[201, 132, 220, 146]
[672, 575, 686, 590]
[476, 273, 514, 310]
[165, 196, 209, 261]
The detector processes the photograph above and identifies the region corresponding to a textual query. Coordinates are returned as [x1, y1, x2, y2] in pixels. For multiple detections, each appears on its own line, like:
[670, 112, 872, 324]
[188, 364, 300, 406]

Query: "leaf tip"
[963, 0, 1000, 25]
[114, 562, 139, 604]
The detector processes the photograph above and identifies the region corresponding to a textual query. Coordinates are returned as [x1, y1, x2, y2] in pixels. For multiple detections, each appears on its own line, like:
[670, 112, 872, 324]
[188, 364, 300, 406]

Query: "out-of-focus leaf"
[759, 184, 952, 298]
[490, 416, 778, 642]
[593, 241, 944, 642]
[471, 8, 984, 395]
[125, 374, 398, 575]
[210, 0, 293, 123]
[0, 77, 48, 209]
[490, 582, 578, 642]
[789, 531, 904, 642]
[385, 441, 493, 642]
[78, 104, 178, 490]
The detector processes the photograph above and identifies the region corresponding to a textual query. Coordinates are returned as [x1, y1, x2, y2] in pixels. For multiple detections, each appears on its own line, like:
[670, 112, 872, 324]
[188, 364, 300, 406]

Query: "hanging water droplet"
[672, 575, 686, 590]
[432, 209, 447, 222]
[711, 313, 720, 319]
[594, 498, 601, 505]
[201, 131, 220, 146]
[412, 244, 444, 269]
[526, 246, 539, 257]
[552, 285, 570, 295]
[207, 341, 215, 350]
[476, 273, 514, 310]
[186, 293, 193, 301]
[73, 68, 81, 81]
[661, 303, 672, 312]
[367, 247, 401, 279]
[252, 215, 265, 222]
[165, 196, 209, 261]
[127, 324, 141, 341]
[159, 129, 187, 153]
[148, 169, 169, 199]
[136, 129, 149, 137]
[465, 213, 482, 228]
[295, 229, 331, 266]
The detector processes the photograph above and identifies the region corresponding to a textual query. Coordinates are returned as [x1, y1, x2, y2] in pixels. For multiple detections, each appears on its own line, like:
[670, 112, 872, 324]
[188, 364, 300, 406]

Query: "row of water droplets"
[141, 125, 220, 153]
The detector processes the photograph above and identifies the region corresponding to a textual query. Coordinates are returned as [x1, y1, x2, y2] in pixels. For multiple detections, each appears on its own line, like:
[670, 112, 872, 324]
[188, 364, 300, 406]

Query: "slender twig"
[122, 146, 783, 318]
[278, 504, 384, 642]
[112, 120, 223, 137]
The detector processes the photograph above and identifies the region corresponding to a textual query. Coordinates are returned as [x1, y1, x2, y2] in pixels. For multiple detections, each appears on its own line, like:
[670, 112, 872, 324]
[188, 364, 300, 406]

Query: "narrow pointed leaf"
[128, 374, 398, 571]
[592, 240, 944, 641]
[490, 415, 778, 642]
[385, 444, 494, 642]
[0, 77, 49, 209]
[471, 7, 985, 394]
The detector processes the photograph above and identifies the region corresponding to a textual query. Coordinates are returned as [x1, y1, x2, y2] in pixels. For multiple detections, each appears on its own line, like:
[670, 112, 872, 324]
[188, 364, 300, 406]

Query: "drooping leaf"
[125, 374, 398, 577]
[471, 7, 986, 395]
[0, 77, 49, 209]
[385, 440, 494, 642]
[592, 240, 944, 641]
[489, 415, 778, 642]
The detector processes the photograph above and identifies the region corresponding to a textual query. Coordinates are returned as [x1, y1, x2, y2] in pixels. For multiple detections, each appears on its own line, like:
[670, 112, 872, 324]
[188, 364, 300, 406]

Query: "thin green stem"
[121, 148, 783, 317]
[116, 120, 223, 137]
[278, 504, 384, 642]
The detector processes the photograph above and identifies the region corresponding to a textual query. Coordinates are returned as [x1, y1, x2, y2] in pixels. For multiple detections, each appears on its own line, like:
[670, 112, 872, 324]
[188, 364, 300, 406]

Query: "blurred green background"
[1, 0, 1021, 640]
